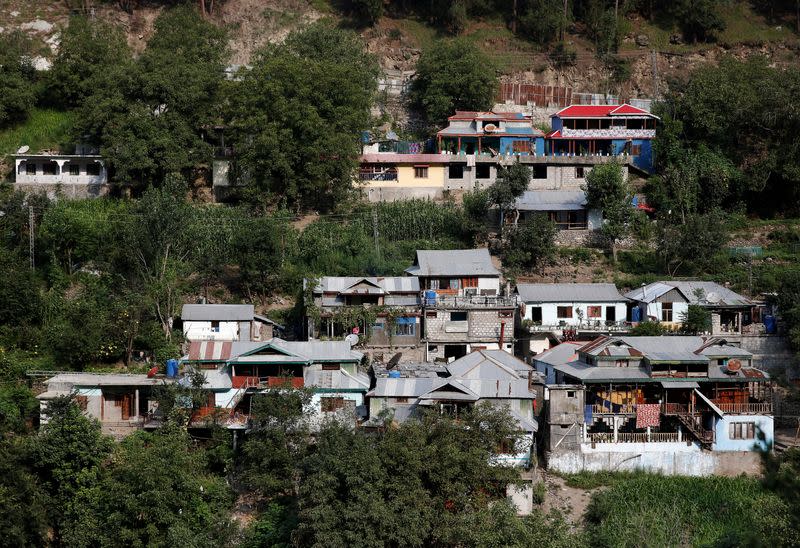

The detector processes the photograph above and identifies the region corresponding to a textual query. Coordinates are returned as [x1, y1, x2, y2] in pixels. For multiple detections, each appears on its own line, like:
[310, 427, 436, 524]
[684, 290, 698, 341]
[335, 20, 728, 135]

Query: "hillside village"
[2, 0, 800, 546]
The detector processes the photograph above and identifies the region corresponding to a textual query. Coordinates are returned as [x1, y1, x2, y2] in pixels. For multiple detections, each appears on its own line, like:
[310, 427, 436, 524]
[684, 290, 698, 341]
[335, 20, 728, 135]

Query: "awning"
[660, 381, 700, 389]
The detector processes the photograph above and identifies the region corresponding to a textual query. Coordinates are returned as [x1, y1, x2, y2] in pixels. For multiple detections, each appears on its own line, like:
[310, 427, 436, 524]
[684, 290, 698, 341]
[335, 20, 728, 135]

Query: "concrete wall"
[363, 186, 443, 202]
[713, 414, 773, 452]
[396, 165, 446, 187]
[15, 182, 109, 199]
[426, 341, 514, 361]
[183, 320, 240, 341]
[547, 444, 763, 476]
[523, 301, 627, 326]
[424, 308, 515, 343]
[738, 335, 794, 372]
[213, 160, 230, 187]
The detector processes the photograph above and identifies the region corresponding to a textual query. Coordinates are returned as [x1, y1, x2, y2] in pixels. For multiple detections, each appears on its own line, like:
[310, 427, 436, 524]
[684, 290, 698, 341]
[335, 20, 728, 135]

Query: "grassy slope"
[0, 108, 75, 156]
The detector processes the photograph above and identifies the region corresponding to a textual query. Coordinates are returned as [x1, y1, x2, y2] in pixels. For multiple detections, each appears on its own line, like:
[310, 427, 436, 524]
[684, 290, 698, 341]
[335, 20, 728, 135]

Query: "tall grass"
[584, 474, 796, 547]
[0, 108, 75, 156]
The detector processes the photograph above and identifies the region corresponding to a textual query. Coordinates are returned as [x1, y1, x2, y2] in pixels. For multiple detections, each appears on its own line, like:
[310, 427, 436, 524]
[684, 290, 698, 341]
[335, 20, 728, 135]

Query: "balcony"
[712, 401, 772, 415]
[524, 320, 630, 333]
[231, 375, 304, 389]
[587, 431, 680, 444]
[560, 128, 656, 139]
[422, 293, 517, 309]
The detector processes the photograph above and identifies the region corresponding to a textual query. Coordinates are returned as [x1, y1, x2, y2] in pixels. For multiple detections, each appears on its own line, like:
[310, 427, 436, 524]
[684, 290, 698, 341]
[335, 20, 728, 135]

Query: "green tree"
[672, 0, 725, 43]
[656, 209, 728, 276]
[502, 213, 557, 271]
[233, 214, 298, 304]
[27, 396, 114, 541]
[63, 427, 236, 547]
[46, 16, 130, 108]
[680, 304, 711, 334]
[583, 161, 631, 261]
[490, 162, 530, 226]
[0, 31, 36, 127]
[0, 439, 48, 547]
[518, 0, 564, 45]
[229, 22, 378, 211]
[628, 320, 667, 335]
[411, 39, 497, 126]
[351, 0, 384, 24]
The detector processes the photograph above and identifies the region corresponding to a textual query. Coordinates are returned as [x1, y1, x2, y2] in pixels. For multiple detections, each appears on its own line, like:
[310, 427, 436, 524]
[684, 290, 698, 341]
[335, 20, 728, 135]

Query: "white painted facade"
[183, 320, 241, 341]
[522, 301, 627, 327]
[639, 301, 689, 325]
[14, 154, 107, 186]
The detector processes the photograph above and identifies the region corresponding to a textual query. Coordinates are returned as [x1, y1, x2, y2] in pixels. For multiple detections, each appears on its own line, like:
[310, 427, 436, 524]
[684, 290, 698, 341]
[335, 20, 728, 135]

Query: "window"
[450, 311, 467, 322]
[322, 363, 340, 370]
[461, 276, 478, 288]
[512, 140, 529, 153]
[76, 395, 88, 411]
[499, 310, 513, 318]
[210, 320, 220, 332]
[69, 164, 80, 176]
[587, 306, 602, 318]
[449, 164, 464, 179]
[567, 391, 576, 398]
[476, 164, 491, 179]
[86, 163, 101, 176]
[729, 422, 755, 440]
[42, 162, 58, 175]
[395, 397, 409, 404]
[414, 166, 428, 178]
[321, 397, 345, 412]
[394, 318, 416, 336]
[532, 165, 547, 179]
[575, 167, 585, 178]
[631, 144, 642, 156]
[26, 163, 36, 175]
[426, 311, 438, 318]
[557, 306, 573, 319]
[428, 279, 440, 290]
[661, 302, 673, 322]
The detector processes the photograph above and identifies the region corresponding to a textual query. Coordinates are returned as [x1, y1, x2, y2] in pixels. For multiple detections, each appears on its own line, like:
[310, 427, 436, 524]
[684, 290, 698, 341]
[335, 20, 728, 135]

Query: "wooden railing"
[587, 432, 680, 443]
[713, 402, 772, 414]
[592, 403, 636, 414]
[662, 403, 688, 415]
[231, 376, 304, 389]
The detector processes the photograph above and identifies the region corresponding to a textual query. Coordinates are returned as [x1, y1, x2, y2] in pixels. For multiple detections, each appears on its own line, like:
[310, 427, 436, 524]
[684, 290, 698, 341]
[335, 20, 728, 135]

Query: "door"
[606, 306, 616, 323]
[530, 307, 542, 323]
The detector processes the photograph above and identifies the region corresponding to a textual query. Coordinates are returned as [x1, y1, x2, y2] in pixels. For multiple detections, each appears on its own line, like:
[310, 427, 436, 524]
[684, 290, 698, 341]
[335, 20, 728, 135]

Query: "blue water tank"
[388, 370, 401, 379]
[631, 307, 641, 322]
[424, 290, 437, 305]
[764, 315, 777, 334]
[166, 358, 179, 378]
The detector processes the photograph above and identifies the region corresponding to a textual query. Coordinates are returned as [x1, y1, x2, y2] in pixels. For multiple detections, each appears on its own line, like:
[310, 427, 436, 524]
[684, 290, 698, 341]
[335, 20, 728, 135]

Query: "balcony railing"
[587, 431, 680, 444]
[422, 293, 517, 309]
[592, 403, 636, 414]
[525, 320, 630, 333]
[713, 402, 772, 414]
[231, 375, 304, 389]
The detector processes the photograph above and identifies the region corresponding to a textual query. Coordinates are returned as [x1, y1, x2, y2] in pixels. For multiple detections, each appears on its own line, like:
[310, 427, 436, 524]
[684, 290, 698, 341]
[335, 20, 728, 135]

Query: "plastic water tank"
[424, 290, 437, 305]
[764, 315, 777, 334]
[631, 307, 642, 322]
[166, 358, 179, 378]
[388, 370, 401, 379]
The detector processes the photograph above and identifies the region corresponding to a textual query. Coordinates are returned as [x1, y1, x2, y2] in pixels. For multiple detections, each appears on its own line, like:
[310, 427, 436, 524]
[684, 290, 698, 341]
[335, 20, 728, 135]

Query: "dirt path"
[539, 470, 597, 529]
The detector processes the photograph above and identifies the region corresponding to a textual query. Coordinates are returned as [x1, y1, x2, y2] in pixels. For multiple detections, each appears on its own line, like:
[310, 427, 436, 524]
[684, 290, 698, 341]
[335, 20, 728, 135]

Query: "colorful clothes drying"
[636, 403, 661, 428]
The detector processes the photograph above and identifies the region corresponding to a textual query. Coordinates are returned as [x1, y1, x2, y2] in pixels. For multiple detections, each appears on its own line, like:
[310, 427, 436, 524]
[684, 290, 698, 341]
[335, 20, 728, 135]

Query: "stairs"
[674, 411, 714, 447]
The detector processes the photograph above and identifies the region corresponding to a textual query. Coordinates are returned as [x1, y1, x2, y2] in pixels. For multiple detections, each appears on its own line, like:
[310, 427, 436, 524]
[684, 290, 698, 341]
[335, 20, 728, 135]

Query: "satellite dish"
[345, 333, 359, 347]
[724, 359, 742, 374]
[17, 145, 29, 154]
[484, 123, 497, 133]
[386, 352, 403, 370]
[705, 292, 720, 304]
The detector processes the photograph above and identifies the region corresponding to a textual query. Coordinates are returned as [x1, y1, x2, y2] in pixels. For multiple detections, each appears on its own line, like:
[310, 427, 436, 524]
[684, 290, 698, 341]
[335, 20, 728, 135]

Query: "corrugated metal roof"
[227, 338, 363, 363]
[624, 281, 753, 307]
[660, 381, 699, 389]
[305, 367, 370, 390]
[553, 361, 651, 382]
[516, 283, 626, 303]
[316, 276, 419, 293]
[553, 104, 656, 118]
[44, 373, 162, 387]
[533, 342, 584, 367]
[404, 248, 499, 277]
[360, 153, 449, 164]
[514, 190, 587, 211]
[182, 304, 254, 321]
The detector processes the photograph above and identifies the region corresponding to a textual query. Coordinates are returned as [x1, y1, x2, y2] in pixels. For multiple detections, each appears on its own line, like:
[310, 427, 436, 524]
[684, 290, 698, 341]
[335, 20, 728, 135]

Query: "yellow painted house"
[358, 153, 448, 201]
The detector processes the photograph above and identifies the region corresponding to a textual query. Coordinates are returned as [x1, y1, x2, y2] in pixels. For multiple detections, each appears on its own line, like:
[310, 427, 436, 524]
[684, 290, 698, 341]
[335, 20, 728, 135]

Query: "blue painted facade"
[712, 414, 774, 452]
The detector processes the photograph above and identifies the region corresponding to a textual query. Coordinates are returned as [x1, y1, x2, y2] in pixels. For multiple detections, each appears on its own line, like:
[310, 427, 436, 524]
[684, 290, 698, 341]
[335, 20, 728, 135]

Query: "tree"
[229, 22, 378, 211]
[411, 39, 497, 126]
[628, 320, 667, 335]
[233, 214, 297, 304]
[0, 439, 48, 547]
[62, 427, 236, 547]
[490, 162, 530, 226]
[351, 0, 384, 24]
[502, 213, 557, 271]
[583, 161, 631, 261]
[0, 31, 36, 128]
[74, 6, 227, 187]
[672, 0, 725, 43]
[680, 304, 711, 334]
[518, 0, 564, 45]
[656, 209, 728, 276]
[46, 16, 130, 108]
[27, 396, 114, 541]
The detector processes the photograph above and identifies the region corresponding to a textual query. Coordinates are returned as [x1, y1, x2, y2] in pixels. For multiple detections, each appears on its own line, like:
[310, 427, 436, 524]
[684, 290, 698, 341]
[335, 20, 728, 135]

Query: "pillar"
[135, 389, 140, 420]
[613, 416, 619, 443]
[55, 159, 67, 176]
[646, 426, 651, 442]
[678, 426, 682, 442]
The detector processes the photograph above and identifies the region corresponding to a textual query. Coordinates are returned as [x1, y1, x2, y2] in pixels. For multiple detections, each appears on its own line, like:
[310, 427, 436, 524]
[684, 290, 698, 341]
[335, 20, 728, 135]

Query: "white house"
[181, 304, 280, 342]
[516, 283, 629, 355]
[13, 151, 108, 198]
[625, 281, 754, 334]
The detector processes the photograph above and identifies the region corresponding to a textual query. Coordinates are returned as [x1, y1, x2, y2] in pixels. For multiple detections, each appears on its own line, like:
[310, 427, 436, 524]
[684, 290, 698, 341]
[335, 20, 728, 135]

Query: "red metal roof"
[448, 110, 529, 121]
[553, 103, 653, 118]
[188, 341, 232, 361]
[360, 153, 449, 164]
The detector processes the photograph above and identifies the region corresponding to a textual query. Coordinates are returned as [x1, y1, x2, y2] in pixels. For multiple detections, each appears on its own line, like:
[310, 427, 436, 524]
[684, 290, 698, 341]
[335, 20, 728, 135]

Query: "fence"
[498, 83, 573, 107]
[587, 431, 680, 443]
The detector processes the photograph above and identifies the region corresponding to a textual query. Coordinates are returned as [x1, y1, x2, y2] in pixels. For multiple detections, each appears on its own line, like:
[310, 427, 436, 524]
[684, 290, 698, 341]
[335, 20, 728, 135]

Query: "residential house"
[406, 249, 516, 361]
[542, 335, 773, 475]
[307, 276, 422, 347]
[37, 373, 161, 438]
[358, 153, 449, 202]
[182, 337, 368, 426]
[516, 283, 629, 355]
[181, 303, 281, 342]
[367, 349, 543, 466]
[513, 191, 602, 231]
[625, 281, 755, 335]
[13, 147, 108, 198]
[436, 111, 545, 156]
[547, 104, 659, 172]
[531, 341, 584, 384]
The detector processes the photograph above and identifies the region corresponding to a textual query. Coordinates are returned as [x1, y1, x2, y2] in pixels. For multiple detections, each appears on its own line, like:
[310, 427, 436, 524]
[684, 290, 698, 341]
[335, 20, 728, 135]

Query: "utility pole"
[372, 207, 379, 257]
[651, 49, 659, 99]
[28, 206, 35, 270]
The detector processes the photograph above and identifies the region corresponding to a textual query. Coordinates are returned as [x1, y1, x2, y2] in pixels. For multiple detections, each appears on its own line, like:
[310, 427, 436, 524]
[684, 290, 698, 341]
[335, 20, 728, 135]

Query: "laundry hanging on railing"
[636, 403, 661, 428]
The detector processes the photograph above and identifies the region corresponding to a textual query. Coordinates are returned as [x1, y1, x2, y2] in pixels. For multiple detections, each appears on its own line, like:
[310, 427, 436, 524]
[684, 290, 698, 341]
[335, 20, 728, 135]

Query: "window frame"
[556, 306, 573, 319]
[414, 166, 429, 179]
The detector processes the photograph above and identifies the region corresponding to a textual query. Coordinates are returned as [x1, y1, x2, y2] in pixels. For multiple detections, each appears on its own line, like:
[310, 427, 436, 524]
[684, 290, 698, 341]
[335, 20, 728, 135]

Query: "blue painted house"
[547, 104, 658, 172]
[437, 111, 545, 156]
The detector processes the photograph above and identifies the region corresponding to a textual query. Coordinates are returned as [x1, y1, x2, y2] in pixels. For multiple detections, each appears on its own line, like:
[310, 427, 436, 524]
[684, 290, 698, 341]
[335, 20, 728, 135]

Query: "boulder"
[635, 34, 649, 47]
